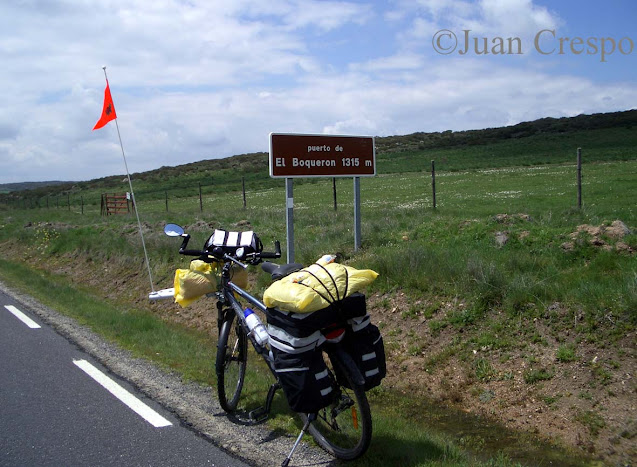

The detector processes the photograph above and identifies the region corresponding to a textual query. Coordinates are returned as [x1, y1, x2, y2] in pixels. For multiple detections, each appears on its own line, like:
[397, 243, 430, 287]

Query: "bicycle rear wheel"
[302, 350, 372, 460]
[216, 312, 247, 412]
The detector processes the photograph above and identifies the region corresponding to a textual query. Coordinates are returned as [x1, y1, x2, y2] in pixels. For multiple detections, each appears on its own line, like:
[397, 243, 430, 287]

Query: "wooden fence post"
[333, 177, 337, 211]
[199, 183, 203, 212]
[431, 160, 437, 209]
[165, 191, 168, 212]
[242, 177, 247, 209]
[577, 147, 582, 209]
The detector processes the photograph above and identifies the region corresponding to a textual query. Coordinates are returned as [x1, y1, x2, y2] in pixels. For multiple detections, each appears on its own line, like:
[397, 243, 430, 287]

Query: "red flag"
[93, 82, 117, 130]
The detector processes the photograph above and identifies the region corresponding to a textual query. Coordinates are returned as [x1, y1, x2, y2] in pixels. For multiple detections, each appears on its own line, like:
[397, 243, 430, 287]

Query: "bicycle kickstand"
[281, 413, 315, 467]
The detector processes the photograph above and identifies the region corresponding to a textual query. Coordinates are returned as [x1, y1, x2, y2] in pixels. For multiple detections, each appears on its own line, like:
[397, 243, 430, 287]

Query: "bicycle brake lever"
[224, 253, 248, 269]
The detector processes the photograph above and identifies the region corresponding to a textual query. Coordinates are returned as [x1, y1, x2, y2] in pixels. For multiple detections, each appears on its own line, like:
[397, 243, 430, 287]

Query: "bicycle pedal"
[249, 406, 269, 422]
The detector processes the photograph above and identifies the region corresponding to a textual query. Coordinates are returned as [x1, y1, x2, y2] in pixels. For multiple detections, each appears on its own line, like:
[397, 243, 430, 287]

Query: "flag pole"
[102, 66, 156, 293]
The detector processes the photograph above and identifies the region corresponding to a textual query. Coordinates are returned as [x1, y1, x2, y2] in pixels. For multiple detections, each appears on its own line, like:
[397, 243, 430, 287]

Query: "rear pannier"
[267, 325, 335, 413]
[266, 292, 386, 412]
[338, 315, 386, 391]
[266, 293, 366, 413]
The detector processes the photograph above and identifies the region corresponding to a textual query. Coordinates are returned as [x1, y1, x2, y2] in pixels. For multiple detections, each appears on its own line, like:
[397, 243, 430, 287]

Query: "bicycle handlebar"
[176, 232, 281, 265]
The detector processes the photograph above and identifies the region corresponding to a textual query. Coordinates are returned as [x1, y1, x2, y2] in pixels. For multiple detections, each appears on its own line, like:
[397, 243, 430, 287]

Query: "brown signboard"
[269, 133, 376, 178]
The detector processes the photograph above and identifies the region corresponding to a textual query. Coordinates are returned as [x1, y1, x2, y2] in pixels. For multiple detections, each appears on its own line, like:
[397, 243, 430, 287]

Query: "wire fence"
[0, 149, 593, 216]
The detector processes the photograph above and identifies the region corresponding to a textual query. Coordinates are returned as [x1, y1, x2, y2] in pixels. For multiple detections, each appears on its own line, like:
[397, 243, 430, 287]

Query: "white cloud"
[395, 0, 561, 43]
[0, 0, 634, 183]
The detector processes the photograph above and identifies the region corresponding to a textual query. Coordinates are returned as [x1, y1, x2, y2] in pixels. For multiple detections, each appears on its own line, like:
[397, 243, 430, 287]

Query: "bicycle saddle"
[261, 262, 303, 281]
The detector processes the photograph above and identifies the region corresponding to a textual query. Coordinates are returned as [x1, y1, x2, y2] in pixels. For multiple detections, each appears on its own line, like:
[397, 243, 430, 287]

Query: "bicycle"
[151, 224, 374, 466]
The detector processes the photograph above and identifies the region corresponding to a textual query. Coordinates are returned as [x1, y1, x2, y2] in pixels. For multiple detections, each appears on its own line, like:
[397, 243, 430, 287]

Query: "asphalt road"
[0, 289, 250, 467]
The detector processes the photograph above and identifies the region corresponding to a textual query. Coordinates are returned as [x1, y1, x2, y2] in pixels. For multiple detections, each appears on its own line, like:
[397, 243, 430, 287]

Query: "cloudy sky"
[1, 0, 636, 183]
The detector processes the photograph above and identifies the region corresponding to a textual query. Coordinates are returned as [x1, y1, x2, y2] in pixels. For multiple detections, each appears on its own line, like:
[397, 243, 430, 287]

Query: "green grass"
[1, 138, 632, 466]
[556, 344, 577, 362]
[523, 368, 555, 384]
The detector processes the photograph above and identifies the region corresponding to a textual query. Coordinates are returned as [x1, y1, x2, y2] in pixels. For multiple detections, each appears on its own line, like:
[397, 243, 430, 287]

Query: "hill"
[0, 180, 73, 194]
[1, 109, 636, 205]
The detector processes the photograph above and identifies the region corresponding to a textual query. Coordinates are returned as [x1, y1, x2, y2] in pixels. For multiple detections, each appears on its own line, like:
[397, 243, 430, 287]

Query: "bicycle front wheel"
[302, 349, 372, 460]
[216, 312, 247, 412]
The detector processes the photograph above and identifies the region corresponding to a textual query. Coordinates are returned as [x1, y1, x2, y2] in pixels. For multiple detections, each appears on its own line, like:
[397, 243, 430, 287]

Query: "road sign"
[269, 133, 375, 178]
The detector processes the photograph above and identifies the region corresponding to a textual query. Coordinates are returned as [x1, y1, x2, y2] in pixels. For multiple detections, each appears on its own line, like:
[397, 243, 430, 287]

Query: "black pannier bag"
[266, 293, 368, 413]
[267, 325, 335, 413]
[204, 229, 263, 256]
[337, 314, 387, 391]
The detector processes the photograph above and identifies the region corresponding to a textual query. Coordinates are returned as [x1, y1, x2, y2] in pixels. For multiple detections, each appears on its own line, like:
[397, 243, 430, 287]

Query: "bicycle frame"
[215, 264, 276, 373]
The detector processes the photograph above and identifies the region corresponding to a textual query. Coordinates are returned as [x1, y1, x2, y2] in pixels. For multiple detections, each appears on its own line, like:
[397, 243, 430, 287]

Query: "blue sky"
[0, 0, 635, 183]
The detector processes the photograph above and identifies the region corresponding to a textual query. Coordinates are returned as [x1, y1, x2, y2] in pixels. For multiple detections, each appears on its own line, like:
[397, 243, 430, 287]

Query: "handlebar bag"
[267, 326, 336, 413]
[204, 229, 263, 256]
[335, 315, 386, 391]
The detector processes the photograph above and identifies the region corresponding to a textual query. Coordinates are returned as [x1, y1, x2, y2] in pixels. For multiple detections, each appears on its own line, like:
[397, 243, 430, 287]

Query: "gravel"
[0, 281, 335, 467]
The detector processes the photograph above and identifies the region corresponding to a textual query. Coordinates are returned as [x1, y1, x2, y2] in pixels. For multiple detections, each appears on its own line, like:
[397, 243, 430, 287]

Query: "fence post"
[81, 196, 84, 215]
[242, 177, 247, 209]
[577, 147, 582, 209]
[165, 191, 168, 212]
[68, 194, 70, 211]
[332, 177, 337, 211]
[199, 183, 203, 212]
[431, 160, 437, 209]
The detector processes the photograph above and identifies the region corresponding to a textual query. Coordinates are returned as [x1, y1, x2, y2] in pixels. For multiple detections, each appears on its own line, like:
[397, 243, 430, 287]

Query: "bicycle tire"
[216, 312, 247, 412]
[302, 349, 372, 460]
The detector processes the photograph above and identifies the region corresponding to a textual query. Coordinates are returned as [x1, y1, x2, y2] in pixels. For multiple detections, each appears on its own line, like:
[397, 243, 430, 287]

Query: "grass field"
[0, 148, 634, 465]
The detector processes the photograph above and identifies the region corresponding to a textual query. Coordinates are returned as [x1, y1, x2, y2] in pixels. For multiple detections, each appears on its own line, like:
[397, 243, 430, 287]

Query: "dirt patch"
[561, 220, 634, 254]
[366, 291, 635, 466]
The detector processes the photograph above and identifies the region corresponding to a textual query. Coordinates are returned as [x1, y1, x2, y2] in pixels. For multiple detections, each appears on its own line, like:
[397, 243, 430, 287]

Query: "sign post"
[285, 178, 294, 263]
[354, 177, 361, 250]
[269, 133, 376, 261]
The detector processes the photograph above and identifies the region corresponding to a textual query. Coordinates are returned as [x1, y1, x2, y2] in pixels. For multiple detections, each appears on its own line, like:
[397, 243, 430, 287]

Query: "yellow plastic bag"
[263, 258, 378, 313]
[174, 260, 218, 307]
[173, 260, 249, 307]
[228, 264, 249, 289]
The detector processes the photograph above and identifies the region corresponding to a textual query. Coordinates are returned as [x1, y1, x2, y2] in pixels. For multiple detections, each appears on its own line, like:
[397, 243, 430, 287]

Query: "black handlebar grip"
[180, 249, 204, 256]
[260, 240, 281, 259]
[260, 251, 280, 259]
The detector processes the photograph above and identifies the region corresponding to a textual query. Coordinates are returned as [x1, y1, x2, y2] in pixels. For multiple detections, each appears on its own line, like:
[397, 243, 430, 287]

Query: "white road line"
[73, 359, 172, 428]
[4, 305, 41, 329]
